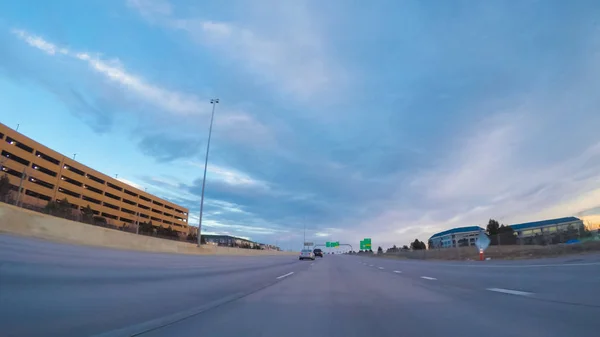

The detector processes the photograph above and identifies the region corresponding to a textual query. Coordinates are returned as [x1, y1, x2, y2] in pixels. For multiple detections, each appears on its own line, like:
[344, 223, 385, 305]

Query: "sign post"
[475, 231, 490, 261]
[364, 238, 372, 250]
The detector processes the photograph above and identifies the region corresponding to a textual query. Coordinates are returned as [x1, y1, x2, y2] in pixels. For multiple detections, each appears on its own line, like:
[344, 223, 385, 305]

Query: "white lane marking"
[378, 267, 384, 270]
[311, 263, 314, 266]
[276, 272, 294, 279]
[421, 276, 437, 280]
[486, 288, 533, 296]
[369, 264, 374, 267]
[393, 270, 402, 273]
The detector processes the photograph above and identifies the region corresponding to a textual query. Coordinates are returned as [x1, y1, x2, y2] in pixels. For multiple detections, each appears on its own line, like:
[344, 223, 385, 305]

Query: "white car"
[299, 249, 315, 260]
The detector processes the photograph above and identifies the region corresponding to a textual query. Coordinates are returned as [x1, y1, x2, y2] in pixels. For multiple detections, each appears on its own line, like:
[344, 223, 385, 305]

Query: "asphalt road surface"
[1, 234, 600, 337]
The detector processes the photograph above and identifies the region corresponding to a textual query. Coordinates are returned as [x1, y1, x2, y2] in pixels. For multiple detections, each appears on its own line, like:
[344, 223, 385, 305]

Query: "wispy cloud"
[11, 29, 68, 55]
[186, 161, 270, 190]
[12, 28, 207, 116]
[10, 27, 275, 152]
[116, 178, 144, 190]
[127, 0, 347, 101]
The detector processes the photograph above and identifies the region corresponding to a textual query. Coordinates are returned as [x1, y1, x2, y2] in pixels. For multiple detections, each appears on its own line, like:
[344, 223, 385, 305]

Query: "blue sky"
[2, 0, 600, 250]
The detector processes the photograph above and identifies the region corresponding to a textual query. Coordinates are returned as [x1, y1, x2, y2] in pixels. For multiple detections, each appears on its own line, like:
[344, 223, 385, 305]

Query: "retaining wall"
[0, 203, 293, 256]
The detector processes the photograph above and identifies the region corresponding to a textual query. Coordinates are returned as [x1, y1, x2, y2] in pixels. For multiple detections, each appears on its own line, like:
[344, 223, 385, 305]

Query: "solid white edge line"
[378, 267, 384, 269]
[393, 270, 402, 273]
[420, 276, 437, 280]
[486, 288, 533, 296]
[444, 262, 600, 268]
[276, 272, 294, 279]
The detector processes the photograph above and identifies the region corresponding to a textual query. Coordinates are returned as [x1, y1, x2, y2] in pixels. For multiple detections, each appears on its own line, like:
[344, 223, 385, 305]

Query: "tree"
[81, 205, 94, 224]
[377, 246, 383, 254]
[55, 198, 72, 218]
[386, 245, 399, 253]
[402, 245, 409, 250]
[93, 216, 107, 226]
[486, 219, 500, 246]
[410, 239, 426, 250]
[496, 225, 517, 245]
[138, 221, 155, 235]
[486, 219, 500, 235]
[0, 173, 11, 202]
[44, 200, 59, 214]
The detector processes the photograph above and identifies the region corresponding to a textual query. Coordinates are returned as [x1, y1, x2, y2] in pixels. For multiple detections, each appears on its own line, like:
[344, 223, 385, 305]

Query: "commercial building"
[203, 234, 280, 250]
[511, 217, 584, 238]
[428, 226, 485, 249]
[0, 123, 189, 233]
[203, 234, 257, 248]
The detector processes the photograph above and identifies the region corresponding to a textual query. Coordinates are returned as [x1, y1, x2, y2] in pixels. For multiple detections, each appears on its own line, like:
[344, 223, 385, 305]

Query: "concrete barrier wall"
[0, 203, 294, 256]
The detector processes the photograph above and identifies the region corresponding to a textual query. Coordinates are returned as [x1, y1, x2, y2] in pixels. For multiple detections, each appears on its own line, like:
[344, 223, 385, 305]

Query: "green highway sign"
[360, 238, 372, 250]
[326, 241, 340, 248]
[326, 242, 331, 247]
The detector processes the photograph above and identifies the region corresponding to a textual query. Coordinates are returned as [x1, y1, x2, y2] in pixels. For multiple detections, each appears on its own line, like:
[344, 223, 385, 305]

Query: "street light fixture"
[198, 98, 219, 247]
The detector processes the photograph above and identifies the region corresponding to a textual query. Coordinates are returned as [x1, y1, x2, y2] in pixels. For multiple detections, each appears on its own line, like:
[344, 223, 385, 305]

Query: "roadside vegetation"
[377, 218, 600, 260]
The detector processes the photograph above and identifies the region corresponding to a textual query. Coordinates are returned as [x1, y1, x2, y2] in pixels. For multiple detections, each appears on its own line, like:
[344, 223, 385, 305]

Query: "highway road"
[1, 234, 600, 337]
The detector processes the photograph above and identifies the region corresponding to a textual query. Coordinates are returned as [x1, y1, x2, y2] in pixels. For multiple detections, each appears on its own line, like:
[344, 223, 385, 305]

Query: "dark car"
[313, 248, 323, 257]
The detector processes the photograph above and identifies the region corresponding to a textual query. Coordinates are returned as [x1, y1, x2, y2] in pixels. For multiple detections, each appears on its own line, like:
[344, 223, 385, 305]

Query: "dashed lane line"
[486, 288, 533, 296]
[276, 272, 294, 280]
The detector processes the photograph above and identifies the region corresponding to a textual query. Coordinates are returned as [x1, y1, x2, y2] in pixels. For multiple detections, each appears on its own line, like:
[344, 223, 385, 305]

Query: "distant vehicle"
[313, 248, 323, 257]
[299, 249, 315, 260]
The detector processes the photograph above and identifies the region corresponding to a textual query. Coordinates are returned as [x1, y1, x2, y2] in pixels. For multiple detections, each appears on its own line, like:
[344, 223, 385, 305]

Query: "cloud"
[185, 161, 270, 190]
[5, 2, 600, 250]
[116, 177, 144, 190]
[126, 0, 172, 19]
[127, 0, 348, 101]
[13, 29, 208, 116]
[54, 87, 114, 134]
[137, 136, 203, 162]
[11, 29, 69, 55]
[8, 28, 275, 160]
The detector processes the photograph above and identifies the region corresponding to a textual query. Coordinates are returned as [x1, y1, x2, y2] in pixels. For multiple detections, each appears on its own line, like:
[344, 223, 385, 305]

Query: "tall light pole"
[303, 223, 306, 249]
[198, 98, 219, 247]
